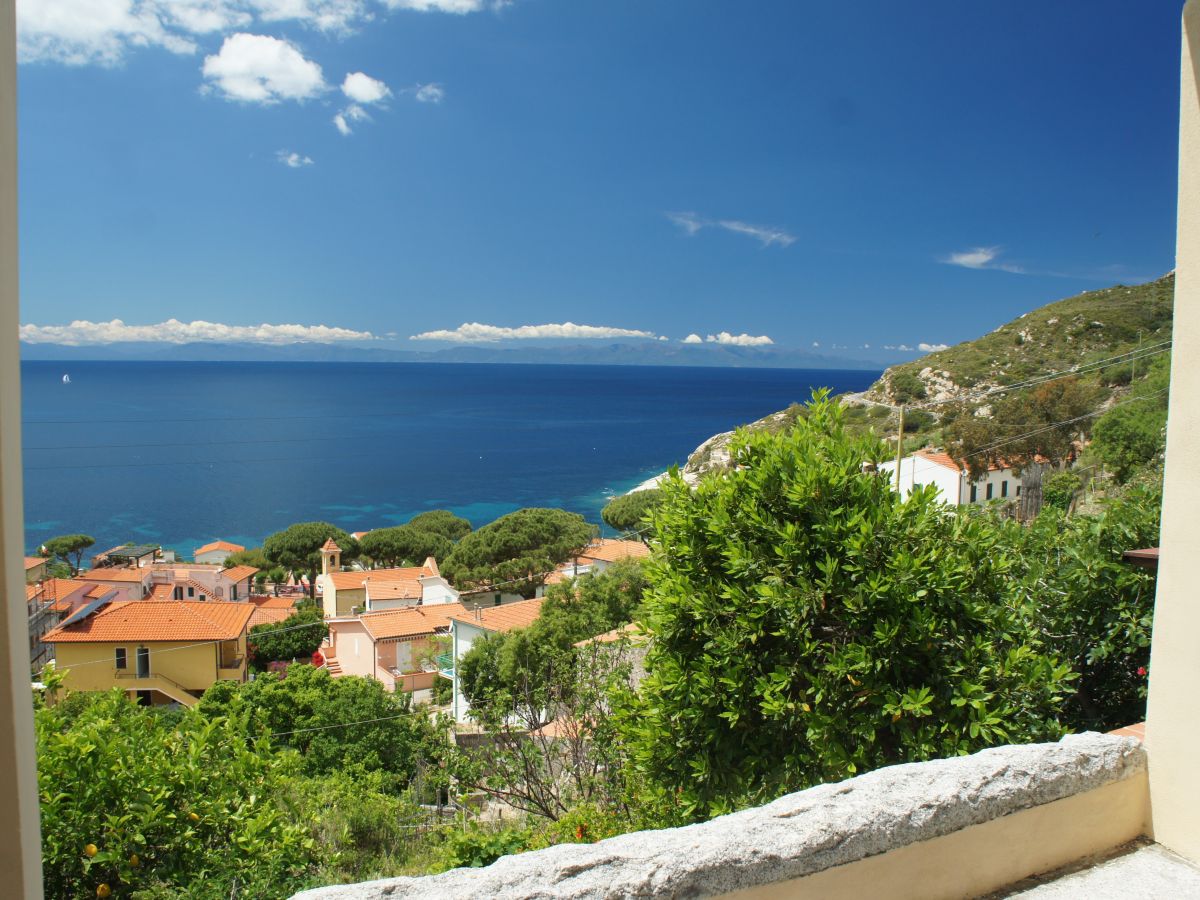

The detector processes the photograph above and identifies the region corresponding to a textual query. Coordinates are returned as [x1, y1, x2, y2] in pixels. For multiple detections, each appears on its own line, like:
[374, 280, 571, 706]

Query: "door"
[136, 646, 150, 678]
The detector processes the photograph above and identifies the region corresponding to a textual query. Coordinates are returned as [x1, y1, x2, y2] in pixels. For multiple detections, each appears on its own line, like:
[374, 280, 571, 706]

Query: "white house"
[877, 450, 1026, 506]
[193, 540, 245, 565]
[537, 538, 651, 595]
[447, 598, 544, 723]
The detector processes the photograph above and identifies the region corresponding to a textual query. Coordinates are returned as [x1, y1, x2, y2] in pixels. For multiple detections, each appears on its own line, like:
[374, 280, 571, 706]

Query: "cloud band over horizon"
[20, 318, 375, 346]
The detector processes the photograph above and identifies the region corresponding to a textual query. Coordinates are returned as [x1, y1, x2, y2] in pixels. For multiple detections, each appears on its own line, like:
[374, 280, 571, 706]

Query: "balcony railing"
[435, 652, 455, 680]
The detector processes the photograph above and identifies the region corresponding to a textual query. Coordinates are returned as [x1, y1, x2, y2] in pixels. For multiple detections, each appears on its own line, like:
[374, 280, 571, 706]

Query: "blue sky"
[15, 0, 1183, 359]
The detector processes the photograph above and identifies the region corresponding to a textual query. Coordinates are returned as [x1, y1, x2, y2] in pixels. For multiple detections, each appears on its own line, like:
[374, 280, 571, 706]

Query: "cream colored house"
[317, 539, 459, 617]
[43, 600, 255, 707]
[192, 539, 245, 565]
[326, 602, 466, 693]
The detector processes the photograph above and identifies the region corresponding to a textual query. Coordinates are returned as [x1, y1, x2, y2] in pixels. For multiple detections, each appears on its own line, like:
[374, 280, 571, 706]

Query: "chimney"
[474, 606, 482, 622]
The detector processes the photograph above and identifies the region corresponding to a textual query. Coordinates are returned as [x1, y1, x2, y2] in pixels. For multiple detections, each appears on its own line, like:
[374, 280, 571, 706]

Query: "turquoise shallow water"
[20, 360, 879, 555]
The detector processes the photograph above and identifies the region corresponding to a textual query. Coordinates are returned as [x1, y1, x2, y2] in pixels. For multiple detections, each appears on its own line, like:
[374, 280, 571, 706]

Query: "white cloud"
[276, 149, 313, 167]
[410, 322, 658, 342]
[17, 0, 197, 66]
[18, 0, 508, 67]
[682, 333, 703, 344]
[20, 318, 374, 345]
[941, 245, 1026, 274]
[706, 331, 774, 347]
[332, 101, 369, 135]
[201, 32, 325, 103]
[918, 342, 949, 352]
[811, 341, 820, 348]
[666, 211, 795, 247]
[414, 82, 445, 103]
[342, 70, 391, 103]
[383, 0, 485, 12]
[883, 344, 915, 352]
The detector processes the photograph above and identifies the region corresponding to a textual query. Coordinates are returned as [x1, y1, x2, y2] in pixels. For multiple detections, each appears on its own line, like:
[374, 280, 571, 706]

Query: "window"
[231, 585, 238, 601]
[1016, 485, 1022, 496]
[1001, 480, 1008, 498]
[494, 594, 502, 606]
[115, 648, 127, 670]
[174, 586, 182, 600]
[136, 646, 150, 678]
[970, 484, 977, 503]
[986, 483, 993, 500]
[187, 586, 194, 598]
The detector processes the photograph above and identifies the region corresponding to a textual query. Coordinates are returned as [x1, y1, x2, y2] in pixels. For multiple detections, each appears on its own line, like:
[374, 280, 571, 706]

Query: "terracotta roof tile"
[248, 606, 294, 629]
[44, 600, 254, 643]
[80, 568, 151, 583]
[576, 539, 650, 564]
[450, 598, 544, 634]
[326, 566, 425, 593]
[575, 623, 645, 647]
[148, 583, 175, 601]
[195, 540, 245, 556]
[25, 556, 46, 570]
[220, 565, 259, 583]
[358, 602, 467, 640]
[251, 596, 298, 609]
[321, 538, 341, 552]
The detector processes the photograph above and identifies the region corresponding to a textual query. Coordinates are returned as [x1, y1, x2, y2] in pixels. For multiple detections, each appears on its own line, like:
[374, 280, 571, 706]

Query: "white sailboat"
[61, 374, 70, 384]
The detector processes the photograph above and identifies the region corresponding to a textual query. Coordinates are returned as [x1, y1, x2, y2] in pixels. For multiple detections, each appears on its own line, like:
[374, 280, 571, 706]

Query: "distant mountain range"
[20, 339, 895, 370]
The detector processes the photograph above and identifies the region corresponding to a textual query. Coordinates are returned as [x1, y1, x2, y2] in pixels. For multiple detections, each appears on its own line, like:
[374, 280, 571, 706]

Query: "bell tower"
[320, 538, 341, 576]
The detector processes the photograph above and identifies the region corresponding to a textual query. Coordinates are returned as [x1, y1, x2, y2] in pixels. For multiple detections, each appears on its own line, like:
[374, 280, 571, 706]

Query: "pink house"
[326, 602, 466, 693]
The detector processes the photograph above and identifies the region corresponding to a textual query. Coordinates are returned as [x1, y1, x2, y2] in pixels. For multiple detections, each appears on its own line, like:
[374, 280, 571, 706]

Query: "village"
[22, 523, 652, 727]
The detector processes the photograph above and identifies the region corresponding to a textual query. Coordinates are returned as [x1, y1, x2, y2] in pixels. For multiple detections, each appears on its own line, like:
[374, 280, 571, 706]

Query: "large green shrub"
[37, 688, 317, 899]
[625, 393, 1072, 817]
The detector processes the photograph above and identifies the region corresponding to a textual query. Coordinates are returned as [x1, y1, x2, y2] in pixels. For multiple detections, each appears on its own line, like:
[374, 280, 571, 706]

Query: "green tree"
[263, 522, 358, 599]
[1016, 483, 1161, 731]
[407, 509, 473, 541]
[601, 490, 662, 536]
[41, 533, 95, 576]
[458, 560, 647, 712]
[196, 665, 442, 788]
[890, 371, 927, 403]
[360, 525, 453, 568]
[36, 689, 317, 898]
[248, 607, 328, 668]
[1042, 470, 1082, 512]
[626, 393, 1072, 818]
[442, 508, 595, 598]
[223, 546, 272, 569]
[945, 376, 1100, 479]
[1091, 358, 1170, 483]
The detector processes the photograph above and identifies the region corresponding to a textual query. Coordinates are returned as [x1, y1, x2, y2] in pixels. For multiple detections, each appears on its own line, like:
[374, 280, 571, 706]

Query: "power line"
[268, 711, 414, 739]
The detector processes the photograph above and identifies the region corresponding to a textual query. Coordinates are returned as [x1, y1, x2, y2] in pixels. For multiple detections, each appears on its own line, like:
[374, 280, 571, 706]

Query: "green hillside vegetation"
[869, 273, 1173, 403]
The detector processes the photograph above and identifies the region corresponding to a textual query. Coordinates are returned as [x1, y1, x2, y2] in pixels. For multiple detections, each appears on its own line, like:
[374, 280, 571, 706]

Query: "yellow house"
[43, 600, 255, 707]
[22, 556, 45, 584]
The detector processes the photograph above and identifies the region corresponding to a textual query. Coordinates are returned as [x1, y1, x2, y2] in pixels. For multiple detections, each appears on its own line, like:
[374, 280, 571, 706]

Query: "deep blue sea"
[20, 361, 879, 556]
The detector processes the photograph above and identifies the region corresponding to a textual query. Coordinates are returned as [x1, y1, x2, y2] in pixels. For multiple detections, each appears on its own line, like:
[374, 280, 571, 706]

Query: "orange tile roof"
[44, 601, 255, 643]
[422, 556, 440, 577]
[25, 556, 46, 570]
[577, 539, 651, 564]
[359, 602, 467, 640]
[351, 531, 370, 540]
[148, 583, 175, 601]
[248, 606, 294, 629]
[326, 566, 425, 592]
[80, 567, 150, 583]
[914, 450, 1043, 475]
[322, 538, 341, 552]
[450, 598, 544, 634]
[221, 565, 259, 583]
[195, 540, 245, 556]
[251, 596, 298, 609]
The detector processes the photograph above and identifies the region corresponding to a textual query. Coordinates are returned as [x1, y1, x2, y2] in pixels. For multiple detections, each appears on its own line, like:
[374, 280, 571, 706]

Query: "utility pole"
[894, 404, 905, 493]
[1131, 330, 1143, 380]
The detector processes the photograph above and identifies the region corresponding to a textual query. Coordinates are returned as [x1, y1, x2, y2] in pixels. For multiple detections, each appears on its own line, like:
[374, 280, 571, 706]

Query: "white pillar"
[0, 0, 45, 892]
[1146, 0, 1200, 864]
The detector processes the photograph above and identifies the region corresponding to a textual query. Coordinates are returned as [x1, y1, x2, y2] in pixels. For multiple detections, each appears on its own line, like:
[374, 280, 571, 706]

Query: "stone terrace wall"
[292, 733, 1144, 900]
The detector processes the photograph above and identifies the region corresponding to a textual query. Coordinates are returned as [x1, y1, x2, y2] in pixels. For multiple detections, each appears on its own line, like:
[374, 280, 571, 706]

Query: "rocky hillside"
[677, 273, 1175, 479]
[865, 273, 1174, 407]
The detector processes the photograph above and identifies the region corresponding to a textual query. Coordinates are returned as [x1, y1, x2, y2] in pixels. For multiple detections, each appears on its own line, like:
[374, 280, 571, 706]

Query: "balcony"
[435, 651, 454, 680]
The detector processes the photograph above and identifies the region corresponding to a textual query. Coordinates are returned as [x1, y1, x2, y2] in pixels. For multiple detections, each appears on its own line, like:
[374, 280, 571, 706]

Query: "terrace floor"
[997, 840, 1200, 898]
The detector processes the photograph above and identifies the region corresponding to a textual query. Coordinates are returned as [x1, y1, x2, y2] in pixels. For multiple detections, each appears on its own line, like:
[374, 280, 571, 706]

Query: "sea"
[20, 361, 879, 557]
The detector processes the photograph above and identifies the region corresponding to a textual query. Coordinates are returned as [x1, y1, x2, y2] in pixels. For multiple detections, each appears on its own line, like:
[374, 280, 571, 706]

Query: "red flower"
[1137, 666, 1147, 677]
[575, 824, 588, 841]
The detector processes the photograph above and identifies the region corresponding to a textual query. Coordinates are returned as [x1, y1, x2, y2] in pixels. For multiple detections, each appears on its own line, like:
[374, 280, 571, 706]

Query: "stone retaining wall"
[292, 733, 1145, 900]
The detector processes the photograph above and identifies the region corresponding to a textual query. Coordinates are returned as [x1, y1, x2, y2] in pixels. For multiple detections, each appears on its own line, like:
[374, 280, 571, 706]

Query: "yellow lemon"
[96, 885, 111, 898]
[129, 853, 140, 868]
[188, 812, 200, 822]
[891, 712, 902, 723]
[84, 844, 98, 858]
